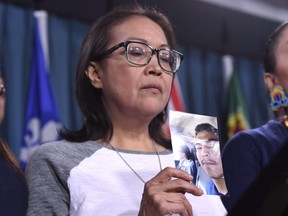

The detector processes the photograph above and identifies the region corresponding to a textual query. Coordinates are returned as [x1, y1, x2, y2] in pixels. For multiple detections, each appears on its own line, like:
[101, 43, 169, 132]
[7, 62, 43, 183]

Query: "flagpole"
[34, 10, 49, 73]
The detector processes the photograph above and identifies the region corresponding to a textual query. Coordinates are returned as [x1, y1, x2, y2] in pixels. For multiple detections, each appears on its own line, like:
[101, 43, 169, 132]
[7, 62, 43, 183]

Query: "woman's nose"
[146, 55, 162, 76]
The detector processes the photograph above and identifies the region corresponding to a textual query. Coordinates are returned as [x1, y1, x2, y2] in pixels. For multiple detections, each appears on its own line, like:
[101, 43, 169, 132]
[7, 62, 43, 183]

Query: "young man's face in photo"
[195, 130, 224, 179]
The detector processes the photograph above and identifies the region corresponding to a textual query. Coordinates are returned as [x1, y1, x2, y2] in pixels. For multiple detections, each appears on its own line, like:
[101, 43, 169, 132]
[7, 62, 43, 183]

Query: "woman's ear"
[264, 73, 277, 91]
[85, 61, 103, 88]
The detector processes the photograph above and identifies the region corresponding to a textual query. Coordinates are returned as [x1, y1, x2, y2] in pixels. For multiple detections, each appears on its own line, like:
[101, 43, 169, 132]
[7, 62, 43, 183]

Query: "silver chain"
[108, 140, 162, 184]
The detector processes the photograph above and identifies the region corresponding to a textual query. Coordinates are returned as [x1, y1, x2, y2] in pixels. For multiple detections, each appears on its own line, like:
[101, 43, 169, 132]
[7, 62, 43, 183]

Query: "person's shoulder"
[29, 140, 102, 161]
[0, 156, 20, 176]
[27, 140, 66, 163]
[225, 120, 278, 144]
[243, 119, 287, 135]
[222, 127, 261, 155]
[30, 140, 71, 155]
[34, 139, 100, 151]
[222, 119, 288, 155]
[224, 130, 255, 148]
[262, 119, 288, 132]
[27, 140, 103, 173]
[244, 119, 288, 143]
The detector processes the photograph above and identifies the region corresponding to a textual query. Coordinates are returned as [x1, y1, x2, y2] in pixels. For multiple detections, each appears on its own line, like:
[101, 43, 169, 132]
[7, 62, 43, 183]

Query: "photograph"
[169, 110, 228, 196]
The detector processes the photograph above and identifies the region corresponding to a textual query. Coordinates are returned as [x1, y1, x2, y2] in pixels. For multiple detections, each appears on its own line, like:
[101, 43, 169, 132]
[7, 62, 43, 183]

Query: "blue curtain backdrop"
[0, 2, 270, 158]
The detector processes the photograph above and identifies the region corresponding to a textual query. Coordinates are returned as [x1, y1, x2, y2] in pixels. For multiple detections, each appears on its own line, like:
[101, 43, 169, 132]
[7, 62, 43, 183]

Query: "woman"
[0, 77, 28, 216]
[26, 4, 227, 216]
[221, 21, 288, 212]
[177, 144, 197, 184]
[0, 139, 28, 216]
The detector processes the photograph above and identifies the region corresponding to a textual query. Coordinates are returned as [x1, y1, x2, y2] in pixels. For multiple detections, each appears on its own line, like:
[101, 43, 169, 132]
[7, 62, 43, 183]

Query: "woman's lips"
[141, 84, 162, 93]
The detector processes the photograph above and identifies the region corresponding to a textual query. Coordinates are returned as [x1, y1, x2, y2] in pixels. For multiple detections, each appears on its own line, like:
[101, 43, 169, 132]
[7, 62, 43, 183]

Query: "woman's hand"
[138, 167, 203, 216]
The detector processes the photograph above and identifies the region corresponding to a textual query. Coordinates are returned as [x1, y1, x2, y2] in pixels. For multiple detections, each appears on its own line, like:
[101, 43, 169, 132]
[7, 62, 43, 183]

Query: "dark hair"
[180, 145, 195, 160]
[0, 138, 24, 177]
[195, 123, 219, 139]
[263, 21, 288, 73]
[59, 4, 177, 149]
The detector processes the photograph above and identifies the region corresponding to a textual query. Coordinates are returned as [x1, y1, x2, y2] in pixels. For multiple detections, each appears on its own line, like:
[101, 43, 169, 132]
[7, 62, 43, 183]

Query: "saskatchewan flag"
[224, 55, 250, 138]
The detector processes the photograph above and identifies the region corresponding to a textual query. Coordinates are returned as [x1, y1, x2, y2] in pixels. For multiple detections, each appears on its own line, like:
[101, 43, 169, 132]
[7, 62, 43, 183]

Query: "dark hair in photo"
[195, 123, 219, 139]
[180, 145, 195, 161]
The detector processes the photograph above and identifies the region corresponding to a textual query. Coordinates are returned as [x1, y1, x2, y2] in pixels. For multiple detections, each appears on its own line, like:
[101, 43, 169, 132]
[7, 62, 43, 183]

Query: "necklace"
[108, 140, 162, 184]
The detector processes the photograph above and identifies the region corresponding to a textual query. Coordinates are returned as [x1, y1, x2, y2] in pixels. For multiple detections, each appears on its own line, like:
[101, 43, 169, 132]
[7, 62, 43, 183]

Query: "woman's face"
[89, 16, 174, 122]
[0, 78, 5, 124]
[273, 26, 288, 92]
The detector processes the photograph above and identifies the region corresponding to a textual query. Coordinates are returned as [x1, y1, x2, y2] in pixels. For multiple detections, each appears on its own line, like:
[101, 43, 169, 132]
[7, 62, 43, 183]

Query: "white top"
[26, 140, 227, 216]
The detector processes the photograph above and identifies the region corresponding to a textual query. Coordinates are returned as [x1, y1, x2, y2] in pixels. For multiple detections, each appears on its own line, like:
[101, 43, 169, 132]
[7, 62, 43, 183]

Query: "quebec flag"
[20, 12, 61, 169]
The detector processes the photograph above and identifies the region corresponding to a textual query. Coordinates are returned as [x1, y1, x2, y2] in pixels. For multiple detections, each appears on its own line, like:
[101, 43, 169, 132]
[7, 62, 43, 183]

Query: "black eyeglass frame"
[95, 40, 184, 73]
[193, 138, 219, 149]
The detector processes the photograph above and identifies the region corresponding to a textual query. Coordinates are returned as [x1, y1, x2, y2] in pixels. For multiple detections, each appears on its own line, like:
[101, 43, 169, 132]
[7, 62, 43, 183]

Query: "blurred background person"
[177, 144, 197, 184]
[221, 21, 288, 212]
[0, 76, 28, 216]
[194, 123, 228, 196]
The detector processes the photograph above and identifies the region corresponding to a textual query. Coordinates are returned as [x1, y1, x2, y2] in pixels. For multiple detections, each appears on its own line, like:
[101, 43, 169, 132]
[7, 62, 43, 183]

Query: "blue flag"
[20, 15, 61, 169]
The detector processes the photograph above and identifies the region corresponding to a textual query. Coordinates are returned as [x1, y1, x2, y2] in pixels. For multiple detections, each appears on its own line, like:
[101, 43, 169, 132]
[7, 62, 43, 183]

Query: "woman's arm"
[25, 143, 70, 216]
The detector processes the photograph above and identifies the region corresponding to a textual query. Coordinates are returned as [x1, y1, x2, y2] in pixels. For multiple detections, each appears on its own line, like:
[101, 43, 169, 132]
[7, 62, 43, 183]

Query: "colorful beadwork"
[270, 85, 288, 111]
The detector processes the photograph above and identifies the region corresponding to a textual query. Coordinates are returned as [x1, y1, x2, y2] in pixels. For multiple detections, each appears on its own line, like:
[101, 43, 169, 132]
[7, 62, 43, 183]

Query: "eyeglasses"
[0, 84, 5, 97]
[95, 41, 184, 73]
[194, 139, 219, 150]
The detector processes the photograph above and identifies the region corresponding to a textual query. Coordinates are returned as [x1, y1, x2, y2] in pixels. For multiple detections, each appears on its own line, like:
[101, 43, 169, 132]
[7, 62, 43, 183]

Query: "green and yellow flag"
[223, 55, 250, 138]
